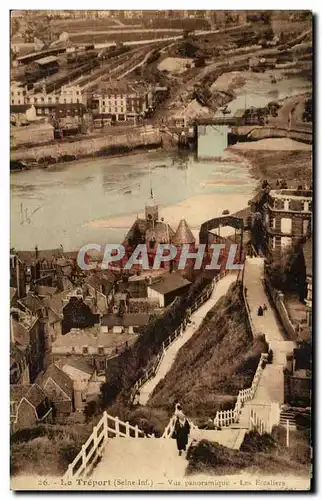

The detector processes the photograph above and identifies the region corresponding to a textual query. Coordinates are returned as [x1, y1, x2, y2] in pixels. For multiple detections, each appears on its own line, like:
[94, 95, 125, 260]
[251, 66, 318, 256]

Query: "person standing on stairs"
[172, 406, 190, 456]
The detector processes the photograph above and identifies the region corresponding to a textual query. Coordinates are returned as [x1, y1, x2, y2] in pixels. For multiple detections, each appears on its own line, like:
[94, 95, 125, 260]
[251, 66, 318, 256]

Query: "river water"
[10, 150, 256, 251]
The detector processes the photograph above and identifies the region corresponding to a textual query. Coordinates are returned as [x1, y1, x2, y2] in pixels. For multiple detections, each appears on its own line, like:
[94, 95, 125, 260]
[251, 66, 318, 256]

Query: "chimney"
[35, 245, 39, 260]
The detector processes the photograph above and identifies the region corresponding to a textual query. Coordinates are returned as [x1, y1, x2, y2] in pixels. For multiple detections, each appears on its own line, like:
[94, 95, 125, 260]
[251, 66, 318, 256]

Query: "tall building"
[262, 188, 312, 256]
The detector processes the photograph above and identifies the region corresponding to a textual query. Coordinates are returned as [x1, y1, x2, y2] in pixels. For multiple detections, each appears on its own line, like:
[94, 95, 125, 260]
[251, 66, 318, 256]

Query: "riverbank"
[10, 127, 163, 166]
[229, 138, 312, 188]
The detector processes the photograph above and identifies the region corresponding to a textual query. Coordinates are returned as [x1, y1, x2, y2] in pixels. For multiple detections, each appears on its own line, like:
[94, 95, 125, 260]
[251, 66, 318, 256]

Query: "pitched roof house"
[147, 272, 191, 307]
[10, 384, 52, 431]
[36, 363, 74, 416]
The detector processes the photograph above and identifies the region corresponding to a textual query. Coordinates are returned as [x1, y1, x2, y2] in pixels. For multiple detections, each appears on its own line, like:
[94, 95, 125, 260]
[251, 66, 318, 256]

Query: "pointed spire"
[172, 219, 195, 245]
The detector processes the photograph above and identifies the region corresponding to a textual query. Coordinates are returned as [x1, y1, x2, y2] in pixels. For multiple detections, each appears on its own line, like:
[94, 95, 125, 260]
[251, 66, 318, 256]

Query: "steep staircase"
[64, 257, 297, 481]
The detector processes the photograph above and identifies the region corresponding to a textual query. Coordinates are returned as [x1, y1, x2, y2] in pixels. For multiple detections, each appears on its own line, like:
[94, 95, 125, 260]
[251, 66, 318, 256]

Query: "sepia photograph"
[9, 7, 313, 491]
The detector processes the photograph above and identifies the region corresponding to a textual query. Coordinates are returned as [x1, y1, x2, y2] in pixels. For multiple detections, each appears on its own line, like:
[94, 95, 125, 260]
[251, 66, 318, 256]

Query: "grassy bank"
[10, 423, 95, 477]
[186, 427, 311, 477]
[147, 282, 268, 424]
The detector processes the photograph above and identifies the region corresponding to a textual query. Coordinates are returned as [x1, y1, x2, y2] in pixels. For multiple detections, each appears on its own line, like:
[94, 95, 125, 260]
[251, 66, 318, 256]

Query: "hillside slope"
[148, 282, 267, 422]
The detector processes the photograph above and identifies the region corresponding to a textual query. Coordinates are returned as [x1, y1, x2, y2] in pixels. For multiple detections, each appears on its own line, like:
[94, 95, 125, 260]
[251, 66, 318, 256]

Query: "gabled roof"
[62, 358, 95, 376]
[25, 384, 48, 408]
[43, 290, 69, 317]
[148, 272, 191, 295]
[11, 318, 30, 347]
[37, 363, 74, 400]
[19, 293, 43, 314]
[172, 219, 195, 245]
[11, 383, 47, 409]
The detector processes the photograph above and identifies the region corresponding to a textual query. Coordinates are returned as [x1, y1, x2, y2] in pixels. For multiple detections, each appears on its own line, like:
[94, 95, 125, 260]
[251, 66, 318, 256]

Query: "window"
[64, 99, 66, 104]
[18, 99, 20, 104]
[41, 97, 45, 103]
[48, 97, 52, 103]
[109, 107, 111, 113]
[34, 98, 38, 103]
[11, 91, 13, 96]
[83, 346, 88, 354]
[11, 99, 14, 105]
[76, 98, 79, 103]
[71, 346, 76, 353]
[98, 346, 104, 355]
[103, 100, 105, 106]
[121, 107, 124, 112]
[17, 91, 20, 96]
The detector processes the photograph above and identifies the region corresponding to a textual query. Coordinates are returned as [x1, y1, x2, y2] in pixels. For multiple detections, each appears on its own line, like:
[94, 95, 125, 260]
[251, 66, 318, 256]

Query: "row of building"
[10, 81, 163, 134]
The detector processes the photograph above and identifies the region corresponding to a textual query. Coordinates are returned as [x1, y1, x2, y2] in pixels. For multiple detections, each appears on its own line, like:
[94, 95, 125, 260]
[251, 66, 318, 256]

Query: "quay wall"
[10, 127, 162, 164]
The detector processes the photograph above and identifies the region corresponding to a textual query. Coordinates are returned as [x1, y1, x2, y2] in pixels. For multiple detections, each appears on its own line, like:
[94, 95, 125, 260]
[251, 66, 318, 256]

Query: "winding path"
[138, 273, 237, 405]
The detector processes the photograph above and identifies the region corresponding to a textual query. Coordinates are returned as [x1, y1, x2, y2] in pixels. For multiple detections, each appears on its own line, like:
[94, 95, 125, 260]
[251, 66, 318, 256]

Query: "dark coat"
[173, 418, 190, 451]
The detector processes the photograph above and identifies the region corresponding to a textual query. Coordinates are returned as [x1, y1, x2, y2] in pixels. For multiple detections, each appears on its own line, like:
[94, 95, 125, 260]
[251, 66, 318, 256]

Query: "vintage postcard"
[10, 9, 312, 491]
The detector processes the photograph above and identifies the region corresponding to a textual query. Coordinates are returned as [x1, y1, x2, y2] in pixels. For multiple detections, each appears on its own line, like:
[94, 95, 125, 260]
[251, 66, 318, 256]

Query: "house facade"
[262, 188, 312, 257]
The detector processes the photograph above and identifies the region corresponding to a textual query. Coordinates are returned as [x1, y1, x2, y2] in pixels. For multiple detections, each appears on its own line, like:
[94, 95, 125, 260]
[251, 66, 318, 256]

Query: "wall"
[147, 287, 163, 307]
[11, 127, 162, 163]
[264, 276, 298, 340]
[11, 124, 54, 147]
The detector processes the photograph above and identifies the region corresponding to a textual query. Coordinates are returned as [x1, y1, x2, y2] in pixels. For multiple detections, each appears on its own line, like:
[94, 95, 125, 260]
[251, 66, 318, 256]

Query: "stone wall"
[264, 276, 297, 340]
[11, 127, 162, 163]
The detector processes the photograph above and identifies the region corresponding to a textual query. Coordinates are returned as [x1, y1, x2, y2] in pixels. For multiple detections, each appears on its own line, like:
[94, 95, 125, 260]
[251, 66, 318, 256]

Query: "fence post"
[115, 416, 120, 436]
[134, 424, 139, 438]
[66, 464, 73, 480]
[286, 419, 290, 447]
[103, 412, 108, 439]
[92, 425, 98, 448]
[125, 421, 130, 437]
[81, 444, 87, 473]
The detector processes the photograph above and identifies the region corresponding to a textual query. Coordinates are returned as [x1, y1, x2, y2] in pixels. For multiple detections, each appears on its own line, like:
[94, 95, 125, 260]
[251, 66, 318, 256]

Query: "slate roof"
[19, 294, 43, 314]
[172, 219, 195, 245]
[148, 272, 191, 295]
[43, 290, 69, 317]
[124, 218, 175, 245]
[25, 384, 48, 408]
[101, 313, 150, 328]
[62, 358, 95, 376]
[34, 55, 58, 65]
[37, 363, 74, 400]
[11, 383, 47, 409]
[53, 327, 135, 349]
[36, 285, 57, 297]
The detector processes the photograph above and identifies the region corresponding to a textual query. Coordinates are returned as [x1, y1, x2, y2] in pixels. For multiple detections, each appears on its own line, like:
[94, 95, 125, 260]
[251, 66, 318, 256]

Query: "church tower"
[145, 188, 158, 223]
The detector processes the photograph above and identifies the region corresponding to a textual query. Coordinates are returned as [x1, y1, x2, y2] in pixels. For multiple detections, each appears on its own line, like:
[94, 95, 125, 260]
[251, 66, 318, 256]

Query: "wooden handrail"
[63, 411, 147, 480]
[213, 353, 267, 428]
